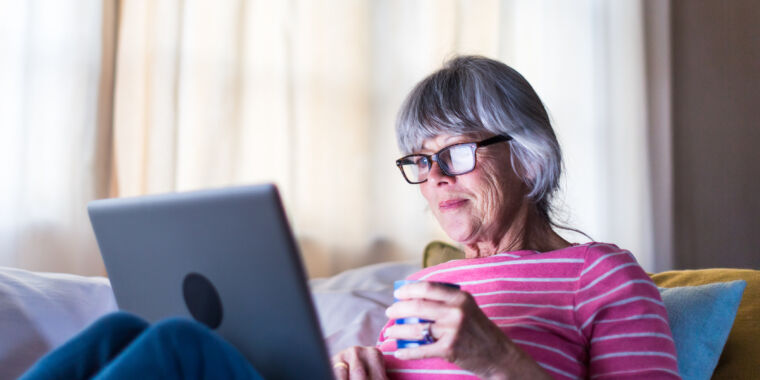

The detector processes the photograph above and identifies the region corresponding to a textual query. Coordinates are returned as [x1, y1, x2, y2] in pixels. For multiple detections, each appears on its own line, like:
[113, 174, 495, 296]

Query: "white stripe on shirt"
[537, 361, 581, 380]
[387, 369, 476, 376]
[580, 251, 630, 276]
[481, 302, 574, 311]
[591, 332, 674, 343]
[490, 315, 580, 333]
[593, 313, 669, 325]
[581, 296, 666, 329]
[575, 280, 658, 310]
[459, 276, 580, 286]
[419, 258, 584, 280]
[591, 351, 678, 362]
[577, 263, 640, 292]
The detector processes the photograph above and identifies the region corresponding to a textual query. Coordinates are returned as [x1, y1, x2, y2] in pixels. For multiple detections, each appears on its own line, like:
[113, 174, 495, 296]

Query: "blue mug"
[393, 280, 460, 348]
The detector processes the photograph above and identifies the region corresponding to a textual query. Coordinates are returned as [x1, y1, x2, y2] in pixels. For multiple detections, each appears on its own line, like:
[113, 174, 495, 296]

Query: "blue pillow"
[659, 280, 746, 380]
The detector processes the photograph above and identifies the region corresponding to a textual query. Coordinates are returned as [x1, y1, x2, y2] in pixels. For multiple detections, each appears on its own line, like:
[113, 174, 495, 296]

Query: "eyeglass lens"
[400, 144, 476, 183]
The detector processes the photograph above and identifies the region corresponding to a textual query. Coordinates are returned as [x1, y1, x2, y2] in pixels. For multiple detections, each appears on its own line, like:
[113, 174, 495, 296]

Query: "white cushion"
[310, 261, 419, 355]
[0, 266, 117, 378]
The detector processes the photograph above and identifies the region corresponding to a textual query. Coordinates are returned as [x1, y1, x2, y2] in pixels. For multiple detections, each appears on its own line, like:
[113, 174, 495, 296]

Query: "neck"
[462, 203, 571, 259]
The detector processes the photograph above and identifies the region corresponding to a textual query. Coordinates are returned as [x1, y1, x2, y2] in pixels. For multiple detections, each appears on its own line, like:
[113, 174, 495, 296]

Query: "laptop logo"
[182, 272, 224, 329]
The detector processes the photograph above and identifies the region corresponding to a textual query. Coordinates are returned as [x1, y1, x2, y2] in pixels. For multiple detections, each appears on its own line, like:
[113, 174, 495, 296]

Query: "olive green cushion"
[422, 241, 465, 268]
[422, 241, 759, 379]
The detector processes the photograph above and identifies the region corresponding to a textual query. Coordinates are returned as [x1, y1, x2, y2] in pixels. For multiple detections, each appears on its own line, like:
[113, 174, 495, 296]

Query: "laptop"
[88, 184, 334, 380]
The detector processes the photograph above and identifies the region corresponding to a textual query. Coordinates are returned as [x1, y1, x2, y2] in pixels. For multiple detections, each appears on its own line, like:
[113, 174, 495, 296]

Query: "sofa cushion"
[309, 261, 419, 355]
[658, 281, 746, 380]
[651, 269, 760, 380]
[423, 241, 464, 267]
[0, 266, 117, 379]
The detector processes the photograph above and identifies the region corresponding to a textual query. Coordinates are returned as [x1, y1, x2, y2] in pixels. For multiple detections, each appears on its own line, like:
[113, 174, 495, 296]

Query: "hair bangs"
[397, 69, 491, 154]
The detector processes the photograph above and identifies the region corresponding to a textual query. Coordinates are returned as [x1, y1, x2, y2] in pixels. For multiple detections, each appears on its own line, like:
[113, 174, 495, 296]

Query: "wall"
[671, 0, 760, 269]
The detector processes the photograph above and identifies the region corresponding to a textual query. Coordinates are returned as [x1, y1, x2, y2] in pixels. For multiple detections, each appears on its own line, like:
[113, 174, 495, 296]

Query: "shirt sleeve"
[574, 243, 681, 379]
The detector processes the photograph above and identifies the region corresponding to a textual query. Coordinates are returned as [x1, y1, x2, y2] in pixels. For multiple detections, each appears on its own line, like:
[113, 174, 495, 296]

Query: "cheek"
[479, 177, 505, 217]
[471, 161, 516, 217]
[419, 183, 438, 212]
[419, 182, 433, 203]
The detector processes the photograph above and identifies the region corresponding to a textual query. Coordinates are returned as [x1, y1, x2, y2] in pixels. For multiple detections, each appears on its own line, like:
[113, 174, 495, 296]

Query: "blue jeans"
[20, 312, 264, 380]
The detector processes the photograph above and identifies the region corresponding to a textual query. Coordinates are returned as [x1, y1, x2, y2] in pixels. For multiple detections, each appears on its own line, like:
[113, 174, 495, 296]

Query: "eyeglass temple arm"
[477, 134, 512, 147]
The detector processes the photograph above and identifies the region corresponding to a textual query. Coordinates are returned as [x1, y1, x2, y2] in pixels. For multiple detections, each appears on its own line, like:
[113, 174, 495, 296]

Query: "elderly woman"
[330, 56, 679, 379]
[22, 56, 678, 380]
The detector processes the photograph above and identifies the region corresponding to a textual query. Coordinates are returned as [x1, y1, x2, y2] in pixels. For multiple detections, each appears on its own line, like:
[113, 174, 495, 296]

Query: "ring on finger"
[333, 361, 349, 370]
[421, 322, 435, 343]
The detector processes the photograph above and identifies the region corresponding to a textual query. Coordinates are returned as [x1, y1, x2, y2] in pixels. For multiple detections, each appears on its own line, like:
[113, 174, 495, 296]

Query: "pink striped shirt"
[377, 242, 680, 379]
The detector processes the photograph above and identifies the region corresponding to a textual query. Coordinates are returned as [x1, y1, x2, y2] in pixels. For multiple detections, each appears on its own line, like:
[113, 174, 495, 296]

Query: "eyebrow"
[420, 134, 478, 152]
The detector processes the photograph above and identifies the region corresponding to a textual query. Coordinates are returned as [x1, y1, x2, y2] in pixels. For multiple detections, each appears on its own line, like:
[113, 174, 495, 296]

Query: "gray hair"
[396, 55, 562, 221]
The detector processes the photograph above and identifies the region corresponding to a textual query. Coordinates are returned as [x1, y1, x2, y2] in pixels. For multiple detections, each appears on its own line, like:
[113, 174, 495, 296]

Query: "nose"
[427, 159, 451, 185]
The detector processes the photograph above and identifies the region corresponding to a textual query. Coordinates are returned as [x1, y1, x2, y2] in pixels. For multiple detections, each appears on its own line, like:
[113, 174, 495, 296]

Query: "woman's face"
[418, 133, 528, 246]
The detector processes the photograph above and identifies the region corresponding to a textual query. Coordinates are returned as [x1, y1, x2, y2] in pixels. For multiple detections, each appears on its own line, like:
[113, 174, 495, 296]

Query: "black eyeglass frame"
[395, 134, 513, 184]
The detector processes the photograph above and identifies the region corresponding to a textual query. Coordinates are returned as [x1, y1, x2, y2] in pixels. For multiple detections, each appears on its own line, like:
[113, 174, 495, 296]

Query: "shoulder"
[574, 242, 655, 295]
[581, 241, 631, 256]
[578, 242, 640, 270]
[528, 242, 638, 270]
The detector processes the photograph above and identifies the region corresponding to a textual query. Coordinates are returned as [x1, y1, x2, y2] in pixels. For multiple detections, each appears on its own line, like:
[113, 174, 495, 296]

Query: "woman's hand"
[331, 346, 388, 380]
[384, 282, 551, 380]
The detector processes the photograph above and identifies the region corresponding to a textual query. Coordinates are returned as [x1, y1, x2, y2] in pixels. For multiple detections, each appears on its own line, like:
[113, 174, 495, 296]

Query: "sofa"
[0, 243, 757, 379]
[0, 261, 419, 379]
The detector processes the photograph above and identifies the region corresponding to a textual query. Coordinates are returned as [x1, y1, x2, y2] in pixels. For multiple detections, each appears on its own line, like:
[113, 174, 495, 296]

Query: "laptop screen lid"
[88, 184, 334, 380]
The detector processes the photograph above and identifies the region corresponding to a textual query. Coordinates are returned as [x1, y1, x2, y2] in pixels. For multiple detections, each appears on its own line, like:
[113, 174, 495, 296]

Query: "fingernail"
[393, 289, 401, 298]
[394, 350, 406, 359]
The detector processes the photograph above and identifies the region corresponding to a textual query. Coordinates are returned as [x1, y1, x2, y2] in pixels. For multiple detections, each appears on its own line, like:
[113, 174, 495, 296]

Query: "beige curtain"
[0, 0, 117, 275]
[112, 0, 512, 277]
[112, 0, 658, 277]
[0, 0, 662, 276]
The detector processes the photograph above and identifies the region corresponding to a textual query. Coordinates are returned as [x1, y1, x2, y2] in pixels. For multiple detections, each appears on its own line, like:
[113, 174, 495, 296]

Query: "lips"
[438, 198, 468, 210]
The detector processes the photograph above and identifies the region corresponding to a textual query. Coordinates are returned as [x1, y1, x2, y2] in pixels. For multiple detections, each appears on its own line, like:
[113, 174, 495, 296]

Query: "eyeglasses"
[395, 135, 512, 184]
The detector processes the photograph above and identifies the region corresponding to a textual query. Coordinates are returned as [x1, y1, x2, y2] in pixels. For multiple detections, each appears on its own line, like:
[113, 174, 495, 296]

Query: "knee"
[89, 311, 149, 336]
[152, 317, 208, 335]
[144, 317, 211, 346]
[135, 318, 261, 379]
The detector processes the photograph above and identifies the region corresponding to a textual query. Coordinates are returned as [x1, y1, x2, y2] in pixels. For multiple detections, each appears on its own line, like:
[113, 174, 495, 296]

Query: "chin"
[435, 211, 479, 242]
[441, 222, 477, 244]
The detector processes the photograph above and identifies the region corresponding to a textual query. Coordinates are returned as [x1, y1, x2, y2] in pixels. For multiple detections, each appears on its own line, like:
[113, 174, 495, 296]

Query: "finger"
[385, 298, 449, 321]
[344, 349, 369, 380]
[394, 281, 462, 303]
[394, 341, 448, 361]
[358, 347, 389, 380]
[384, 322, 439, 341]
[331, 360, 349, 380]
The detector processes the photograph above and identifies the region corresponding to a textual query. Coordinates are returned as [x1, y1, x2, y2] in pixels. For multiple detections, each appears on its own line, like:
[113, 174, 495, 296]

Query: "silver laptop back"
[88, 184, 333, 380]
